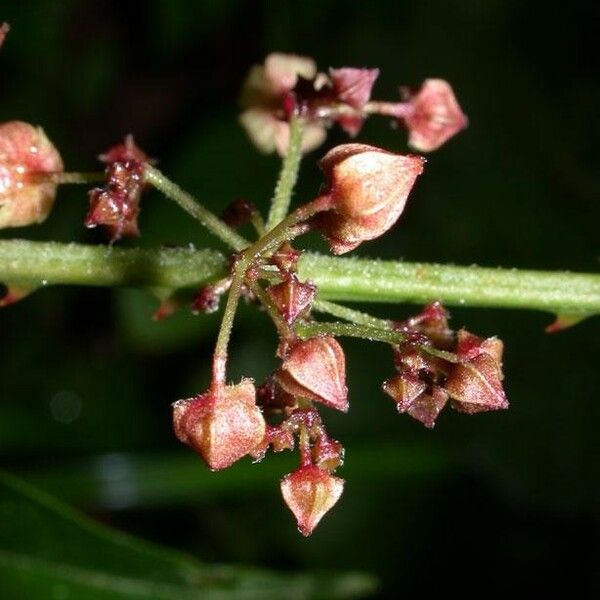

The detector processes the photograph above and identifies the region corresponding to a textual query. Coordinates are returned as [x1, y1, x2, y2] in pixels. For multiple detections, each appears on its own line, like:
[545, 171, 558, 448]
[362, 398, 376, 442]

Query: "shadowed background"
[0, 1, 598, 597]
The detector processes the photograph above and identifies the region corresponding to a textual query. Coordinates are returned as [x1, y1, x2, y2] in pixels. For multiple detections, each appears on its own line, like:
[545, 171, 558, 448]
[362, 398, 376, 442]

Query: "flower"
[0, 22, 9, 48]
[85, 160, 145, 241]
[314, 144, 425, 254]
[403, 79, 468, 152]
[276, 336, 348, 412]
[239, 53, 327, 155]
[0, 121, 63, 228]
[280, 465, 344, 536]
[172, 379, 266, 471]
[266, 276, 317, 325]
[445, 329, 508, 413]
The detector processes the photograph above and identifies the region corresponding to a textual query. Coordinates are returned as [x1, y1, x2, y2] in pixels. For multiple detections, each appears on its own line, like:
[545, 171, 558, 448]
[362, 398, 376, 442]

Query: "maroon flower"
[445, 330, 508, 414]
[276, 336, 348, 412]
[85, 160, 145, 241]
[266, 276, 317, 324]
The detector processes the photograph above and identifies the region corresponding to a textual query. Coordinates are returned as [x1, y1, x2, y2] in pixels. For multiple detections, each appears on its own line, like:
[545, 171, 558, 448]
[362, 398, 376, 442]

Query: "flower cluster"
[384, 302, 508, 428]
[170, 139, 507, 535]
[240, 53, 467, 155]
[0, 43, 509, 537]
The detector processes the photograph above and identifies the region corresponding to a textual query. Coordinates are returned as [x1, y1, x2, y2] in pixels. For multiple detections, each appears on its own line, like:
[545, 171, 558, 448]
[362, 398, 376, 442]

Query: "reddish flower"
[173, 379, 266, 471]
[329, 67, 379, 136]
[445, 330, 508, 414]
[85, 160, 145, 241]
[0, 22, 9, 48]
[239, 53, 327, 155]
[0, 121, 63, 229]
[314, 144, 425, 254]
[312, 436, 344, 472]
[266, 276, 317, 325]
[276, 336, 348, 412]
[403, 79, 468, 152]
[280, 465, 344, 536]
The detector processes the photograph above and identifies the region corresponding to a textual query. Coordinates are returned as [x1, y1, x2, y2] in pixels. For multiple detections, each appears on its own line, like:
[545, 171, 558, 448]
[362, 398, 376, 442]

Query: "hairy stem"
[30, 171, 105, 185]
[144, 165, 249, 251]
[312, 299, 392, 329]
[299, 254, 600, 316]
[265, 116, 304, 231]
[1, 241, 599, 317]
[210, 195, 333, 386]
[295, 321, 458, 363]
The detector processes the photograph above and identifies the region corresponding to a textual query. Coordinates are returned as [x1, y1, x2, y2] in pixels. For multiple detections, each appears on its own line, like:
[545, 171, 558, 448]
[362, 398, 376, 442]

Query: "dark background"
[1, 0, 598, 597]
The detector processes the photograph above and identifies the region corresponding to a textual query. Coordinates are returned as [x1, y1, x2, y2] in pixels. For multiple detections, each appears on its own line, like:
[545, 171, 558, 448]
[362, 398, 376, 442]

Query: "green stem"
[265, 116, 304, 231]
[248, 280, 290, 338]
[299, 253, 600, 316]
[1, 241, 599, 317]
[312, 299, 392, 329]
[30, 171, 105, 185]
[144, 165, 249, 251]
[295, 321, 458, 362]
[210, 195, 332, 386]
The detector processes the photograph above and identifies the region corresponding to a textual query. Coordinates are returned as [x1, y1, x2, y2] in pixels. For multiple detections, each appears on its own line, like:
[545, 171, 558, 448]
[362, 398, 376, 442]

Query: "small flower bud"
[314, 144, 424, 254]
[0, 121, 63, 228]
[383, 372, 427, 412]
[445, 330, 508, 414]
[172, 379, 266, 471]
[403, 79, 468, 152]
[280, 465, 344, 536]
[0, 22, 9, 48]
[406, 386, 449, 429]
[266, 277, 317, 325]
[270, 242, 301, 274]
[276, 336, 348, 412]
[85, 160, 145, 241]
[312, 436, 344, 472]
[329, 67, 379, 110]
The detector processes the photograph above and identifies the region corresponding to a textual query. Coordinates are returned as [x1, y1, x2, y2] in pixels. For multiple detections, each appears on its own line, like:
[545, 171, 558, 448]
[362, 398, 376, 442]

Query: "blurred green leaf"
[16, 442, 450, 510]
[0, 471, 377, 599]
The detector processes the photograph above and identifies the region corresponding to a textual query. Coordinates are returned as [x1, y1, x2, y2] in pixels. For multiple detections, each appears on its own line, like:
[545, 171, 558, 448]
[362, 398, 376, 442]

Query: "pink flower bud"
[312, 436, 344, 472]
[280, 465, 344, 536]
[266, 277, 317, 325]
[276, 337, 348, 412]
[445, 330, 508, 414]
[0, 22, 9, 48]
[314, 144, 425, 254]
[0, 121, 63, 228]
[403, 79, 468, 152]
[172, 379, 266, 471]
[329, 67, 379, 110]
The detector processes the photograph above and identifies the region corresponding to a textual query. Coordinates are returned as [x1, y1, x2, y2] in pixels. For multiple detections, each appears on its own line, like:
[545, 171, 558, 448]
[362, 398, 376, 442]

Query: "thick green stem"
[265, 116, 304, 231]
[299, 254, 600, 316]
[1, 241, 599, 317]
[144, 165, 249, 251]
